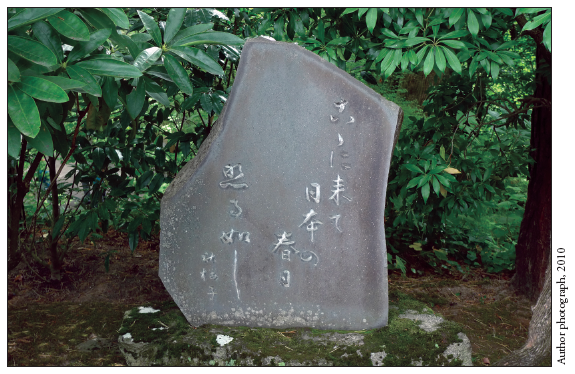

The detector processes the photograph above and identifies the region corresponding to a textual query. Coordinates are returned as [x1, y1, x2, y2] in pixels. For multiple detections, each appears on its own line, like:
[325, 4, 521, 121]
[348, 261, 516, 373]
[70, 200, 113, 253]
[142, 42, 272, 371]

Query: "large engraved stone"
[159, 37, 403, 330]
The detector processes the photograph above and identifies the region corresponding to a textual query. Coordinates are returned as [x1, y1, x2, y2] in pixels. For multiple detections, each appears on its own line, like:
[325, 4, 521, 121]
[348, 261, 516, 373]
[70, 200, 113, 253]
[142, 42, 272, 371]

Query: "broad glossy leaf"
[25, 122, 54, 156]
[440, 40, 465, 49]
[416, 45, 430, 64]
[163, 54, 193, 95]
[405, 164, 423, 173]
[411, 8, 423, 26]
[469, 56, 479, 78]
[8, 36, 58, 67]
[145, 66, 174, 82]
[137, 10, 162, 46]
[440, 29, 469, 40]
[522, 11, 551, 32]
[66, 65, 102, 96]
[51, 126, 69, 156]
[467, 10, 479, 37]
[200, 92, 212, 113]
[8, 58, 20, 82]
[133, 47, 163, 72]
[366, 8, 377, 34]
[48, 10, 90, 41]
[273, 15, 285, 41]
[138, 170, 154, 189]
[449, 8, 464, 27]
[382, 28, 400, 38]
[148, 173, 164, 194]
[316, 20, 325, 44]
[400, 51, 409, 71]
[115, 35, 141, 59]
[98, 8, 129, 29]
[435, 173, 451, 187]
[74, 59, 143, 78]
[421, 181, 430, 203]
[257, 16, 274, 35]
[407, 49, 418, 65]
[144, 78, 170, 107]
[403, 36, 431, 47]
[164, 8, 186, 44]
[440, 184, 448, 197]
[32, 21, 64, 63]
[516, 8, 549, 15]
[170, 46, 224, 76]
[92, 147, 106, 169]
[423, 48, 434, 76]
[102, 76, 119, 109]
[126, 79, 146, 119]
[181, 92, 200, 111]
[79, 8, 115, 31]
[491, 61, 500, 80]
[432, 176, 441, 196]
[131, 33, 152, 43]
[441, 46, 462, 74]
[380, 49, 394, 73]
[38, 75, 85, 90]
[169, 23, 214, 46]
[327, 36, 351, 46]
[375, 48, 390, 63]
[444, 167, 461, 174]
[128, 230, 139, 252]
[434, 47, 446, 73]
[543, 22, 551, 52]
[341, 8, 358, 16]
[8, 8, 64, 31]
[406, 176, 422, 189]
[105, 146, 120, 164]
[8, 85, 41, 138]
[16, 76, 69, 103]
[67, 28, 112, 63]
[480, 58, 490, 74]
[175, 30, 245, 47]
[7, 118, 22, 159]
[481, 12, 492, 29]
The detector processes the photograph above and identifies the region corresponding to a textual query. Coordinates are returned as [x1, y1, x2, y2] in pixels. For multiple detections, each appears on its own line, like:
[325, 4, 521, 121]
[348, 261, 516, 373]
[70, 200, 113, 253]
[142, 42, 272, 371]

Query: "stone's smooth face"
[159, 37, 403, 330]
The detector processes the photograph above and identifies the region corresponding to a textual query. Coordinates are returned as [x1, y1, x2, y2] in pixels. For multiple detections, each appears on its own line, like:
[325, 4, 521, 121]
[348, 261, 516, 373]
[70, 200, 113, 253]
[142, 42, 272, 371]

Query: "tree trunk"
[511, 41, 552, 301]
[48, 156, 62, 281]
[495, 251, 551, 366]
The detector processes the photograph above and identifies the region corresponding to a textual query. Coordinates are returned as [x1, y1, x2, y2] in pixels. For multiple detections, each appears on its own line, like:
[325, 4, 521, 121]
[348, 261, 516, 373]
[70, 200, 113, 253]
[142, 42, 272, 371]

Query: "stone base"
[118, 295, 472, 366]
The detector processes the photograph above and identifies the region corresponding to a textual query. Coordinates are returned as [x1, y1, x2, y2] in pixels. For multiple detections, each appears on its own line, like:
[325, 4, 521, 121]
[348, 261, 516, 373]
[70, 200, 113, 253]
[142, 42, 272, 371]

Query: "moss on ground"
[118, 292, 467, 366]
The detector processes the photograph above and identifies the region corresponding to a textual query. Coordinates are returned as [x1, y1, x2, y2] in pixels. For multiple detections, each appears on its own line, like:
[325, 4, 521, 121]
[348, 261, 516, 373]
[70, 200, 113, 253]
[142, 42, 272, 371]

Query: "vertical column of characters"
[215, 164, 250, 302]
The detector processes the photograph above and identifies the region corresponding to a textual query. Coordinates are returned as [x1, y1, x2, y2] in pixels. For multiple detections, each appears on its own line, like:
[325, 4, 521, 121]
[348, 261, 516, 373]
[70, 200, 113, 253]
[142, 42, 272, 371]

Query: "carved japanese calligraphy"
[280, 270, 290, 287]
[330, 214, 342, 233]
[329, 175, 346, 206]
[272, 231, 295, 252]
[207, 286, 217, 300]
[334, 99, 348, 113]
[229, 199, 242, 217]
[306, 183, 321, 203]
[219, 164, 248, 189]
[202, 252, 215, 263]
[220, 229, 250, 244]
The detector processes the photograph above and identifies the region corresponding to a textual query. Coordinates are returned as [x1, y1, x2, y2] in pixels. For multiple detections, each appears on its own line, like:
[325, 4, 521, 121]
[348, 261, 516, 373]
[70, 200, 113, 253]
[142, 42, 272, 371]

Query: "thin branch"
[196, 108, 206, 127]
[29, 93, 86, 231]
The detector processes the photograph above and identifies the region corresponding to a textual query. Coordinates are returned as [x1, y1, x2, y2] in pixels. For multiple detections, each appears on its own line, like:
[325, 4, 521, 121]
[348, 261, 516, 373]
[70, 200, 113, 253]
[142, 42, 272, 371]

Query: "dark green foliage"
[8, 7, 545, 277]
